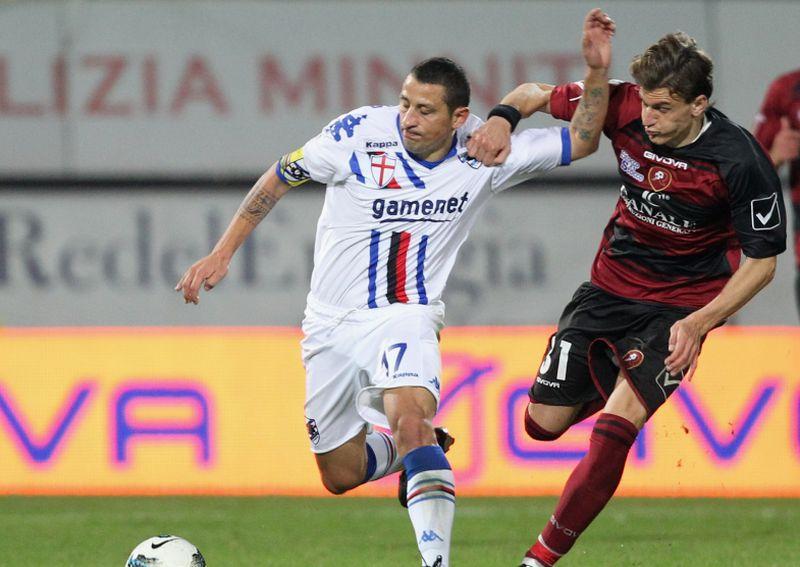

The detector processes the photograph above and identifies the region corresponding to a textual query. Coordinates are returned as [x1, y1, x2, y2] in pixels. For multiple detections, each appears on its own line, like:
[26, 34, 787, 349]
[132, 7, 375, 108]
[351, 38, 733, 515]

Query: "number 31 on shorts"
[539, 336, 572, 382]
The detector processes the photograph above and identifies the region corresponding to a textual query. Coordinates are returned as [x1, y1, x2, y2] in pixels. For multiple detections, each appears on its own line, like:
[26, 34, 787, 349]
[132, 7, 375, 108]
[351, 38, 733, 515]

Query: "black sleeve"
[723, 136, 787, 258]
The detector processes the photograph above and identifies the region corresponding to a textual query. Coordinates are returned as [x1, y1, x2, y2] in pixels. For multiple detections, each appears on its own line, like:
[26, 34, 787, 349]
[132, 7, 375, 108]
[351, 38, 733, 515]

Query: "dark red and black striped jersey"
[550, 81, 787, 308]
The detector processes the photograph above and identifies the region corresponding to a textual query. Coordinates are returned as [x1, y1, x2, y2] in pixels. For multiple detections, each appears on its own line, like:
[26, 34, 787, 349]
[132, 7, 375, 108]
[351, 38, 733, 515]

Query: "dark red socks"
[529, 413, 639, 564]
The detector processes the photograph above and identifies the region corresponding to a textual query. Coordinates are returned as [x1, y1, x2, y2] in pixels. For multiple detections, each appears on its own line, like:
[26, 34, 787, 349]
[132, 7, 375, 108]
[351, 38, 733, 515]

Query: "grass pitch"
[2, 496, 798, 566]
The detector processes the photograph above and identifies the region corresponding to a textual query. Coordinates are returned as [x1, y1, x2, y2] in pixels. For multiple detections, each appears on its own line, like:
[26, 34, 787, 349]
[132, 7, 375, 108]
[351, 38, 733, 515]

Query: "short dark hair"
[410, 57, 470, 112]
[630, 32, 713, 102]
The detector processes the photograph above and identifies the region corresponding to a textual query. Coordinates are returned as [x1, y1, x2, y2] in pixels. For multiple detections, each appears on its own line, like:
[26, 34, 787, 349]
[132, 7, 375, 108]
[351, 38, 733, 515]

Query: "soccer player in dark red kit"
[754, 69, 800, 319]
[467, 32, 787, 566]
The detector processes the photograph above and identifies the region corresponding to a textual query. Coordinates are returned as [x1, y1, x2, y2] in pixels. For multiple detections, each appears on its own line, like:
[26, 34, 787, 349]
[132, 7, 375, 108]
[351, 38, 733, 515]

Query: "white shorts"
[300, 295, 445, 454]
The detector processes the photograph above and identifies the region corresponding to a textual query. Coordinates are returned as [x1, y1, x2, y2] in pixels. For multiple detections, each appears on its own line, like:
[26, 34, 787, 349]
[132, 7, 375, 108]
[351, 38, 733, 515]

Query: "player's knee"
[321, 479, 349, 496]
[524, 409, 566, 441]
[318, 469, 357, 495]
[317, 462, 363, 495]
[392, 414, 434, 452]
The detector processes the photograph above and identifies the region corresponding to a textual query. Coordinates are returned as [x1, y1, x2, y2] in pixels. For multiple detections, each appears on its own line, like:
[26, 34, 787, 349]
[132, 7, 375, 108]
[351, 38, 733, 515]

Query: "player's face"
[639, 88, 708, 147]
[399, 75, 468, 161]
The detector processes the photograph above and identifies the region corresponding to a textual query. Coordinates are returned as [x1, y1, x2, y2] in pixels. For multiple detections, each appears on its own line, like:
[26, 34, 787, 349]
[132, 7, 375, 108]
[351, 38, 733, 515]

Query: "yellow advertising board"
[0, 327, 797, 497]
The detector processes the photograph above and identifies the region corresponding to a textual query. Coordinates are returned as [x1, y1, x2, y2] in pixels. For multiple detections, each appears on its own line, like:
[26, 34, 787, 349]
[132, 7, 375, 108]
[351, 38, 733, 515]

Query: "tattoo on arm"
[572, 86, 606, 142]
[237, 185, 279, 225]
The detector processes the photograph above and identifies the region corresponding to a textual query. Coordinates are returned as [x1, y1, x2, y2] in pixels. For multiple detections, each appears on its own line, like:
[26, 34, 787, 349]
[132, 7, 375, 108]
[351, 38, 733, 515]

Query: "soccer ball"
[125, 535, 206, 567]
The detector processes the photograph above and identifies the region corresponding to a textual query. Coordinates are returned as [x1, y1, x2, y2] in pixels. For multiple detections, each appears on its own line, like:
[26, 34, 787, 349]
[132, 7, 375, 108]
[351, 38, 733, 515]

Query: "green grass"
[2, 496, 798, 566]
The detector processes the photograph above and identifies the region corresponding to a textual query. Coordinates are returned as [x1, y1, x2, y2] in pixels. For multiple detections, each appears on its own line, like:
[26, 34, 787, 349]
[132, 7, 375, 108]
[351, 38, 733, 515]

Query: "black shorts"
[529, 282, 698, 417]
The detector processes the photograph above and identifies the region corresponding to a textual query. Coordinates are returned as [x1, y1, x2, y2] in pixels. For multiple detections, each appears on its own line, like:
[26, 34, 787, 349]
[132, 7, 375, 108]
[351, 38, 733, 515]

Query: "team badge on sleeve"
[278, 147, 312, 187]
[750, 192, 781, 231]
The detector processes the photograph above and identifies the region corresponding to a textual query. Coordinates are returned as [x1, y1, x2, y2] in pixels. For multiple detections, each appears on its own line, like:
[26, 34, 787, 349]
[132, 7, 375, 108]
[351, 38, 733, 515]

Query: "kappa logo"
[750, 192, 781, 231]
[619, 149, 644, 182]
[647, 166, 672, 191]
[419, 530, 444, 543]
[429, 377, 441, 392]
[622, 349, 644, 369]
[305, 417, 321, 445]
[365, 139, 399, 150]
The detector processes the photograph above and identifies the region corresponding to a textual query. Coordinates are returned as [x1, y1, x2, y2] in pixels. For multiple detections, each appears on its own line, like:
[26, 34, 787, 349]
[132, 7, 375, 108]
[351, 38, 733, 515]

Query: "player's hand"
[174, 252, 229, 305]
[664, 314, 705, 376]
[466, 116, 512, 166]
[771, 116, 800, 164]
[582, 8, 615, 71]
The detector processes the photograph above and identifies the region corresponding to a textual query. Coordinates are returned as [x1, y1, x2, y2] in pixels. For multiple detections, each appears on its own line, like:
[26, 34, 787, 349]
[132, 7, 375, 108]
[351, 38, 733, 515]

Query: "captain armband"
[277, 147, 312, 187]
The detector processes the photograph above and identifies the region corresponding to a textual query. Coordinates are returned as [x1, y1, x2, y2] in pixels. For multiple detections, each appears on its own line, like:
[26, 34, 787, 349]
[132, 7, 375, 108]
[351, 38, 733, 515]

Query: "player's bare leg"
[524, 403, 584, 440]
[604, 377, 648, 427]
[315, 425, 404, 495]
[385, 386, 454, 567]
[314, 428, 369, 494]
[521, 376, 645, 566]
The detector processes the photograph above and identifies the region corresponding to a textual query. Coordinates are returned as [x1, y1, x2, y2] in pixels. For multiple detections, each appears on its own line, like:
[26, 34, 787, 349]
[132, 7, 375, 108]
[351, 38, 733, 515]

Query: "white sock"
[403, 446, 455, 567]
[364, 430, 402, 481]
[520, 558, 549, 567]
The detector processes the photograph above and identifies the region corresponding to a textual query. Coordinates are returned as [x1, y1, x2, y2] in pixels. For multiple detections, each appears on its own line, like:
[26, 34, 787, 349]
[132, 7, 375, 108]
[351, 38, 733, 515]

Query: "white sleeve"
[299, 111, 369, 185]
[302, 135, 348, 185]
[490, 126, 571, 193]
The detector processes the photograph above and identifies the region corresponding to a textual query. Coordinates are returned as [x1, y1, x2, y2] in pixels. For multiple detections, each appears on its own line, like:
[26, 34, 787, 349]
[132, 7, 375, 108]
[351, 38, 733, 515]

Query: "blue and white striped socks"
[403, 445, 455, 567]
[364, 430, 402, 482]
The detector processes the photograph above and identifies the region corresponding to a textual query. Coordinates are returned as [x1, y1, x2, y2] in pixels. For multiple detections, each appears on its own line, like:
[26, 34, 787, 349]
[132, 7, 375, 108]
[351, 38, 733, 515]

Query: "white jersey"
[277, 105, 570, 311]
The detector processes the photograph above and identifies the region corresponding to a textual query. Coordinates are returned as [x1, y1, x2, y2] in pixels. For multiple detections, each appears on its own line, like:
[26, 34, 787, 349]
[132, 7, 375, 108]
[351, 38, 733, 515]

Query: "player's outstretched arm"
[175, 162, 292, 304]
[568, 8, 614, 160]
[465, 83, 554, 166]
[664, 255, 777, 375]
[467, 8, 614, 165]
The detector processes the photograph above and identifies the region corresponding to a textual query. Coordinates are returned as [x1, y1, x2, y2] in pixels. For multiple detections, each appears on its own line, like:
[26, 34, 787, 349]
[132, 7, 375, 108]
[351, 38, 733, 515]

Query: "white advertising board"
[5, 0, 775, 175]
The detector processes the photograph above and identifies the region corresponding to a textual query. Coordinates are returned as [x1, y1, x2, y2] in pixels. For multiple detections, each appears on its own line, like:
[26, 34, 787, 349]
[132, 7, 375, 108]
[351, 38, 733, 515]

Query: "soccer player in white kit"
[176, 10, 614, 565]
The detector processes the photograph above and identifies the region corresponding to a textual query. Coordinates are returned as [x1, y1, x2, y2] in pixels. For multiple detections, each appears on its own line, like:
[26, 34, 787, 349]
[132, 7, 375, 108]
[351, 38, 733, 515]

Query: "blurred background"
[0, 0, 798, 501]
